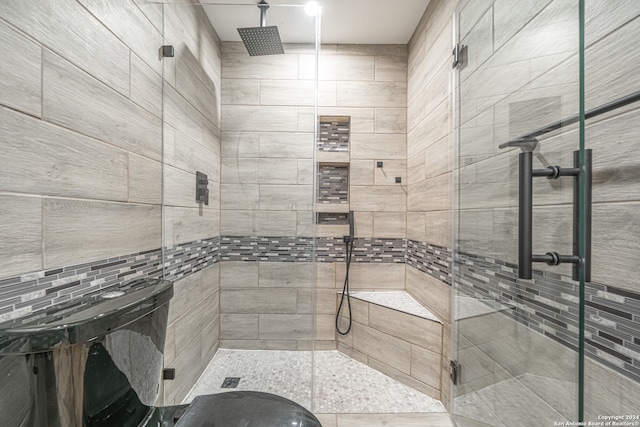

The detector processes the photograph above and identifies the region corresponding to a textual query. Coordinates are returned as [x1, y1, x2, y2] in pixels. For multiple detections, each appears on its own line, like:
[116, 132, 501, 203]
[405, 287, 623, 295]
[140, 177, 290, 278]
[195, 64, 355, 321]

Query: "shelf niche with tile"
[316, 116, 351, 237]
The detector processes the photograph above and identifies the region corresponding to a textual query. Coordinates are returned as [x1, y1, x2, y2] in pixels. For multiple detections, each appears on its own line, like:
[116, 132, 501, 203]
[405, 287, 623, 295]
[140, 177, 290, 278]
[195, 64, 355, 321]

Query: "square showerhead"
[237, 26, 285, 56]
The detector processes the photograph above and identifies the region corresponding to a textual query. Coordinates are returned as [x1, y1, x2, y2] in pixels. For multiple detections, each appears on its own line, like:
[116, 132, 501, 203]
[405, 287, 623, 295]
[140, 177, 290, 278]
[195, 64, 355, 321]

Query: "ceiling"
[201, 0, 431, 45]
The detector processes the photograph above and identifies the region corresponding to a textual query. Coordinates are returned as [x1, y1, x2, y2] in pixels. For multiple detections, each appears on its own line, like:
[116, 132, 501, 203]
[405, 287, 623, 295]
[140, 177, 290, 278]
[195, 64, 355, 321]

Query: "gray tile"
[42, 50, 162, 161]
[0, 20, 41, 116]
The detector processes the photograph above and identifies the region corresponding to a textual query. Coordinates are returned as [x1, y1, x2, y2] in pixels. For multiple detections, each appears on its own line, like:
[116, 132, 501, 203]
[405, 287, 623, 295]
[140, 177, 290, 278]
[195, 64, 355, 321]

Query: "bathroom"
[0, 0, 639, 425]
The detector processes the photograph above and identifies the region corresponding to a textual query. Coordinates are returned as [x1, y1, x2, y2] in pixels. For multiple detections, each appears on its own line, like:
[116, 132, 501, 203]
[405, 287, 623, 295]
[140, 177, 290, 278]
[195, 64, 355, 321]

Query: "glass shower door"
[452, 1, 586, 425]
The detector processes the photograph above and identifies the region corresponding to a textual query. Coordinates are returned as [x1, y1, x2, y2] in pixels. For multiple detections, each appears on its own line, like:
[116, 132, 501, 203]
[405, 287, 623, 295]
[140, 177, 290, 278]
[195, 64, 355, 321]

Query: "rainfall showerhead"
[237, 0, 284, 56]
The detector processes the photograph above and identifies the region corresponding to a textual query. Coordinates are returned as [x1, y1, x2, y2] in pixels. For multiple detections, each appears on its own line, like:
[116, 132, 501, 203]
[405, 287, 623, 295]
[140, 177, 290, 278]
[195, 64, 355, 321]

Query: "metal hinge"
[452, 43, 466, 69]
[163, 368, 176, 380]
[450, 360, 461, 385]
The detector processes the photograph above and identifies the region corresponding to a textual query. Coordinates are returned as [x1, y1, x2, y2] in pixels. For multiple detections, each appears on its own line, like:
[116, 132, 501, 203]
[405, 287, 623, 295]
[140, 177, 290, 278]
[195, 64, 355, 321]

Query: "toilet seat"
[173, 391, 322, 427]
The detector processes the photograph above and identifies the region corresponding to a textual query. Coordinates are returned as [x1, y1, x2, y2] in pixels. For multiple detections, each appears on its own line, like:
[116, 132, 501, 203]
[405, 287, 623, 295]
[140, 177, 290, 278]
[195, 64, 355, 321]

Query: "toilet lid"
[174, 391, 322, 427]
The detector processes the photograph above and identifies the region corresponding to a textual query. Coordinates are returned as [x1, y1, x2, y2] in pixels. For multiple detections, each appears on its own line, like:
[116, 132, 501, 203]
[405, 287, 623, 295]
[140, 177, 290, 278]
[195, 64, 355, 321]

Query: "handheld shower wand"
[336, 211, 355, 335]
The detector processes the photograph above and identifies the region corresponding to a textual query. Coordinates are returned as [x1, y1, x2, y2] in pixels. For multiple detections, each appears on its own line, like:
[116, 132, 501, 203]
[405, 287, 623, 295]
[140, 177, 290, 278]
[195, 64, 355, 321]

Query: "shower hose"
[335, 237, 354, 335]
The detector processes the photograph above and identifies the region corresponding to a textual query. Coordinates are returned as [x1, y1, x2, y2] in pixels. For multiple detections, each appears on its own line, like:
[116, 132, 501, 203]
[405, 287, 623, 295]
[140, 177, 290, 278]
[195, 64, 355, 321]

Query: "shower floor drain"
[221, 377, 241, 388]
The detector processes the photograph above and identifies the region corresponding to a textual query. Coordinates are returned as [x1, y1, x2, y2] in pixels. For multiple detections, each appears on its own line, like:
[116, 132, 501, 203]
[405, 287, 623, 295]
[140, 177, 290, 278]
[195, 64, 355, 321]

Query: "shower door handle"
[518, 150, 591, 280]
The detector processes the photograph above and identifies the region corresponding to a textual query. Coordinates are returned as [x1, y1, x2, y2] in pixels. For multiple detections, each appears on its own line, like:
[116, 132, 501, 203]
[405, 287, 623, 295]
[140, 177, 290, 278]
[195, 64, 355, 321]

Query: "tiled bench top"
[348, 291, 442, 323]
[455, 296, 513, 320]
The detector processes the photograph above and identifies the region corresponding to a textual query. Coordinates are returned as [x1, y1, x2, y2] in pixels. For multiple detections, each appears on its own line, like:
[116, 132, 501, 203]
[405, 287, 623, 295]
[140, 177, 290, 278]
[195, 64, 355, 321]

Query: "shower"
[237, 0, 284, 56]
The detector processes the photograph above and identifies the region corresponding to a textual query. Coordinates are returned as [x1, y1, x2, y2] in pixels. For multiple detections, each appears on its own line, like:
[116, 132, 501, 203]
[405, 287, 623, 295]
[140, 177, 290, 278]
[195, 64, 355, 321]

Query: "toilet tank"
[0, 278, 173, 427]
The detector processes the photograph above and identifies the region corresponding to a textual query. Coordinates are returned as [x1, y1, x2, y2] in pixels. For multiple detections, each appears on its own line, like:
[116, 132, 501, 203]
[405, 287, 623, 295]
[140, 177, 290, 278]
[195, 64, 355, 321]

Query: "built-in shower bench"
[336, 290, 445, 400]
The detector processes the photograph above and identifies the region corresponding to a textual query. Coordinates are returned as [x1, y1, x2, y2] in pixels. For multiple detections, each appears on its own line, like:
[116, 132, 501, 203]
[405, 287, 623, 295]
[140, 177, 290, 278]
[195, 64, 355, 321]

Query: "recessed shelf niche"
[317, 164, 349, 205]
[318, 116, 350, 152]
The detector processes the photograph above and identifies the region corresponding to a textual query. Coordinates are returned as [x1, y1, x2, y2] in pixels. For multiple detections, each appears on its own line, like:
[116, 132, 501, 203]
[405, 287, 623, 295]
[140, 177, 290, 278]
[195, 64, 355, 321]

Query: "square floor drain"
[221, 377, 241, 388]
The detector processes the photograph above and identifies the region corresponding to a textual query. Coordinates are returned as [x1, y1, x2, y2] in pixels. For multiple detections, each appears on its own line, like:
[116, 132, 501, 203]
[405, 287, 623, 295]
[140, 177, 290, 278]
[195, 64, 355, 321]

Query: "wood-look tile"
[221, 289, 297, 314]
[172, 206, 219, 245]
[130, 53, 162, 118]
[260, 80, 315, 107]
[163, 166, 197, 208]
[0, 20, 41, 116]
[221, 79, 260, 105]
[258, 262, 314, 288]
[259, 132, 314, 159]
[221, 184, 259, 210]
[336, 45, 408, 57]
[174, 291, 218, 350]
[407, 212, 427, 242]
[78, 0, 162, 75]
[411, 345, 443, 390]
[407, 173, 452, 213]
[375, 56, 408, 82]
[299, 54, 375, 81]
[43, 199, 161, 269]
[258, 314, 313, 339]
[350, 160, 375, 186]
[0, 195, 43, 279]
[352, 322, 411, 374]
[222, 52, 299, 80]
[0, 0, 130, 95]
[351, 134, 407, 160]
[258, 159, 299, 185]
[335, 413, 452, 427]
[42, 50, 162, 161]
[220, 314, 259, 339]
[373, 212, 406, 238]
[350, 186, 407, 212]
[221, 105, 298, 132]
[221, 131, 260, 158]
[259, 184, 313, 210]
[128, 153, 162, 204]
[221, 158, 258, 184]
[220, 262, 259, 289]
[172, 130, 219, 181]
[375, 108, 407, 134]
[369, 304, 442, 353]
[337, 81, 407, 108]
[374, 160, 407, 186]
[220, 209, 297, 236]
[406, 268, 451, 323]
[0, 106, 129, 201]
[176, 57, 216, 119]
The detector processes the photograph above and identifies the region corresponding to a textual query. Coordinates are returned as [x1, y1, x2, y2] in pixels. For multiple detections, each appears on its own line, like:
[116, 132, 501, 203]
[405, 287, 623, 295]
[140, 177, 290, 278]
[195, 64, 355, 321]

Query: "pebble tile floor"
[183, 349, 447, 415]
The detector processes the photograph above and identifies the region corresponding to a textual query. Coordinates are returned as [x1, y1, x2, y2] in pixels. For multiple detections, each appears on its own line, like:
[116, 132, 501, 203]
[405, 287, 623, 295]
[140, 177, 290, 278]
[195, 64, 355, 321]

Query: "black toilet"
[0, 278, 322, 427]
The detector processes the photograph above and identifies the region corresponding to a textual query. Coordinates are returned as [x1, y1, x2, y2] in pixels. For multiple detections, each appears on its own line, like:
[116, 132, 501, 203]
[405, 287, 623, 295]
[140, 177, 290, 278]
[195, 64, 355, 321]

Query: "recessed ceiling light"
[304, 1, 321, 16]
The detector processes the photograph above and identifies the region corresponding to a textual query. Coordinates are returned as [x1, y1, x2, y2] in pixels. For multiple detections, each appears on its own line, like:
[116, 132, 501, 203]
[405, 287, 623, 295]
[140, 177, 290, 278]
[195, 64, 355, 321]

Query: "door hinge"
[163, 368, 176, 380]
[450, 360, 461, 385]
[452, 43, 466, 69]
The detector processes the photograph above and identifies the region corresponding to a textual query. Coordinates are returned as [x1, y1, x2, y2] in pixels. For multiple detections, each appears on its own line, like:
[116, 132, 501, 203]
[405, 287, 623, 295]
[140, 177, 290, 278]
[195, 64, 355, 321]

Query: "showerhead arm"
[237, 0, 284, 56]
[258, 0, 269, 27]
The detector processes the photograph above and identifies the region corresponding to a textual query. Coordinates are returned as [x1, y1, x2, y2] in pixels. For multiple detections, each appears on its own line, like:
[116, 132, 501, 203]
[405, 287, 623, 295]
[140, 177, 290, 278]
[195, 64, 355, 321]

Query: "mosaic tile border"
[0, 237, 219, 323]
[406, 240, 452, 286]
[220, 236, 314, 262]
[406, 243, 640, 385]
[316, 237, 406, 263]
[219, 236, 406, 263]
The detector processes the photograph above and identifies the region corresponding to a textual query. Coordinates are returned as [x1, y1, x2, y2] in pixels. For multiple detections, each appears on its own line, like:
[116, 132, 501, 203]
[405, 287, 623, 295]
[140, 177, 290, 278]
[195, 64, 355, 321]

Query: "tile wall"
[219, 41, 409, 350]
[0, 1, 222, 406]
[450, 0, 640, 421]
[407, 0, 457, 409]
